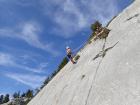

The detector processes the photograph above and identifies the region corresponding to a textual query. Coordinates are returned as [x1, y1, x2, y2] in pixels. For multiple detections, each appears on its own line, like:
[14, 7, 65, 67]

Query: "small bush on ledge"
[74, 55, 80, 61]
[88, 21, 110, 43]
[97, 27, 110, 39]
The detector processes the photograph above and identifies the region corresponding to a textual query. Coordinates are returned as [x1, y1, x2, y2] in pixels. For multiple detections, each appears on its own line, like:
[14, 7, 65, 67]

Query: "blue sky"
[0, 0, 133, 95]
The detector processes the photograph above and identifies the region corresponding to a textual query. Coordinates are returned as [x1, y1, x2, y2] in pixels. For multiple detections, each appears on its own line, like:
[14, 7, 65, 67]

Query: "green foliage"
[13, 91, 20, 98]
[3, 94, 10, 103]
[90, 21, 102, 32]
[0, 90, 35, 105]
[31, 57, 69, 98]
[51, 70, 57, 78]
[74, 55, 80, 61]
[88, 21, 102, 43]
[43, 77, 50, 85]
[0, 95, 4, 104]
[57, 57, 69, 71]
[88, 20, 111, 44]
[0, 94, 10, 104]
[21, 92, 26, 97]
[34, 88, 40, 96]
[6, 90, 35, 105]
[24, 98, 31, 105]
[99, 28, 110, 39]
[40, 57, 69, 90]
[40, 77, 51, 89]
[26, 89, 34, 98]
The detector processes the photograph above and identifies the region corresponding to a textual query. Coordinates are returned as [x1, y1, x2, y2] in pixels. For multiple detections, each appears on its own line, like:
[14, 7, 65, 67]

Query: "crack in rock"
[55, 85, 68, 105]
[93, 41, 119, 60]
[126, 13, 139, 21]
[85, 41, 119, 105]
[84, 59, 103, 105]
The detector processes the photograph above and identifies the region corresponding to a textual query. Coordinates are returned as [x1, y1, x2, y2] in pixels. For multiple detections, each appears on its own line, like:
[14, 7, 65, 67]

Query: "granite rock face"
[28, 1, 140, 105]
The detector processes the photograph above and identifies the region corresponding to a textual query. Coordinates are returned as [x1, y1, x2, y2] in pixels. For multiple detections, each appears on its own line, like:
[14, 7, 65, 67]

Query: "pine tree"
[3, 94, 9, 103]
[26, 89, 34, 98]
[13, 92, 18, 98]
[0, 95, 4, 104]
[34, 88, 40, 96]
[43, 77, 50, 85]
[17, 91, 21, 98]
[58, 57, 68, 71]
[21, 92, 26, 97]
[90, 21, 102, 32]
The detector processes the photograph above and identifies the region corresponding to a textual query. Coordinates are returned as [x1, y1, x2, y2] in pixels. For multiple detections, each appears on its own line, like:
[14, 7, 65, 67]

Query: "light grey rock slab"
[28, 1, 140, 105]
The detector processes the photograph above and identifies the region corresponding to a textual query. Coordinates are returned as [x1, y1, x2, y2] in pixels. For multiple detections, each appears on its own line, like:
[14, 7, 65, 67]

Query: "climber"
[66, 46, 76, 64]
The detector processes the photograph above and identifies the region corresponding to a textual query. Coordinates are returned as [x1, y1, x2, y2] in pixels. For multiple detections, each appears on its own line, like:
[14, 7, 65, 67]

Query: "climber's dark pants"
[67, 54, 72, 59]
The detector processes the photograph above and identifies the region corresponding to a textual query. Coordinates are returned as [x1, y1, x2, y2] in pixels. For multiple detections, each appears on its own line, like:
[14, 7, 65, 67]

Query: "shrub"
[24, 98, 31, 105]
[57, 57, 69, 71]
[38, 57, 69, 92]
[97, 28, 110, 39]
[88, 21, 102, 43]
[26, 89, 34, 98]
[88, 40, 92, 44]
[0, 95, 4, 104]
[90, 21, 102, 32]
[88, 23, 110, 43]
[3, 94, 10, 103]
[74, 55, 80, 61]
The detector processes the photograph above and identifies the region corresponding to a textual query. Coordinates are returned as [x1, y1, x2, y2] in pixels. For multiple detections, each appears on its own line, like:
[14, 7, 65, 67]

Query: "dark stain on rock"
[126, 13, 139, 21]
[81, 75, 86, 80]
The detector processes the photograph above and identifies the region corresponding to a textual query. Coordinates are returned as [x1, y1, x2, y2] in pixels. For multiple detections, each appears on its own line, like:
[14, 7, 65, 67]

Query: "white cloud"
[0, 53, 15, 66]
[0, 22, 60, 56]
[20, 54, 37, 64]
[41, 0, 119, 38]
[0, 52, 46, 73]
[37, 62, 48, 71]
[5, 72, 46, 88]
